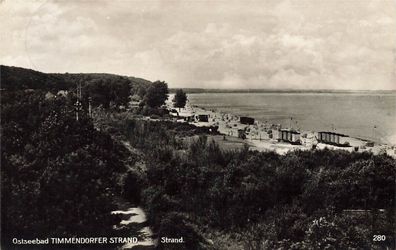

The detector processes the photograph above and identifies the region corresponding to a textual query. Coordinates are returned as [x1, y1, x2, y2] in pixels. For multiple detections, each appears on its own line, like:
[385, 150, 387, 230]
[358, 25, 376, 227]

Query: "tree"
[173, 89, 188, 111]
[143, 81, 169, 108]
[85, 77, 131, 109]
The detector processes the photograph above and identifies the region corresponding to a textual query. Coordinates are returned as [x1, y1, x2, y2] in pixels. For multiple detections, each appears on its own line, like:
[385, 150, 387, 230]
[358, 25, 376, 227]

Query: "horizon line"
[170, 87, 396, 92]
[2, 64, 396, 92]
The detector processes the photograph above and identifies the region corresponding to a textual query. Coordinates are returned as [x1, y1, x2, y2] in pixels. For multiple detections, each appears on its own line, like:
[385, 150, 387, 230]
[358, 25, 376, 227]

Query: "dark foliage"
[1, 65, 150, 109]
[173, 89, 187, 110]
[1, 90, 137, 249]
[0, 65, 72, 90]
[123, 119, 396, 249]
[142, 81, 169, 108]
[156, 213, 206, 250]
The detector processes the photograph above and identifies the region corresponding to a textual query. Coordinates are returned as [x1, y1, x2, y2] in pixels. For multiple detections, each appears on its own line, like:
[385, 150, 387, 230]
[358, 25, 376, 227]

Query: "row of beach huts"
[168, 107, 358, 148]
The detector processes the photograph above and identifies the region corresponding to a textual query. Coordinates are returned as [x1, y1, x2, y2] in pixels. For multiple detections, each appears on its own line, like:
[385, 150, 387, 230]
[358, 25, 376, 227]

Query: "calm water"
[187, 92, 396, 144]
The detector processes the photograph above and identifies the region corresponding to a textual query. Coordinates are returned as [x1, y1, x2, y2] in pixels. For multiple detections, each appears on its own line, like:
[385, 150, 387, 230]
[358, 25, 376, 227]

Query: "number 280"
[373, 235, 386, 241]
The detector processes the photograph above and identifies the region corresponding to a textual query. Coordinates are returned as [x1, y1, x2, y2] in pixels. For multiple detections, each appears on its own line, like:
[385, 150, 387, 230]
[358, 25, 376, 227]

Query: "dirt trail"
[112, 141, 156, 249]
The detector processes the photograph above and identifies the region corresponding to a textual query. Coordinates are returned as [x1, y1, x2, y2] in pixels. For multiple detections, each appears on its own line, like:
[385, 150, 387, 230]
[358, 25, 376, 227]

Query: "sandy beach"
[166, 95, 396, 158]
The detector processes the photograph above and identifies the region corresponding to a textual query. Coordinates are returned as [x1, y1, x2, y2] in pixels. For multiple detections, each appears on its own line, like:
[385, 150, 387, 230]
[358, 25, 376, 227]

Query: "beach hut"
[196, 114, 209, 122]
[318, 131, 349, 146]
[240, 116, 255, 125]
[280, 129, 300, 144]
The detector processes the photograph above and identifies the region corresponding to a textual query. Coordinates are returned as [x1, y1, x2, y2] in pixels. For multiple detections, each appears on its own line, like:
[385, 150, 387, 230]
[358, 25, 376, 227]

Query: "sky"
[1, 0, 396, 90]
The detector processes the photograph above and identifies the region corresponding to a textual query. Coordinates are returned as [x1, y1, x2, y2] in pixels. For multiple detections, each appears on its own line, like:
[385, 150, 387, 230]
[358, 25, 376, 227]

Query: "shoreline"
[166, 96, 396, 158]
[185, 92, 396, 146]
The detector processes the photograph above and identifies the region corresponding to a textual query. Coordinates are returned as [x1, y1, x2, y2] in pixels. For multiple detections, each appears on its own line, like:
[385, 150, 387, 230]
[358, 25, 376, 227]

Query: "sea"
[187, 91, 396, 145]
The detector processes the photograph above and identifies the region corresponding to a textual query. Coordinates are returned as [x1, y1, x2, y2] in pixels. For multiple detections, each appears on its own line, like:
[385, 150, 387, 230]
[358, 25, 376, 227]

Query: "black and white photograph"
[1, 0, 395, 249]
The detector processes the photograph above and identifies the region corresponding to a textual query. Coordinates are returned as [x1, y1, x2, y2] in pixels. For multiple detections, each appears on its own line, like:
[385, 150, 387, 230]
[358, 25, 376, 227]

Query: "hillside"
[0, 65, 152, 92]
[0, 65, 71, 90]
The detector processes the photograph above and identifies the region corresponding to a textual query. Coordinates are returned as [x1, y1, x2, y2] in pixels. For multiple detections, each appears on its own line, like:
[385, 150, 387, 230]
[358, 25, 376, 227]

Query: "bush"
[1, 91, 134, 248]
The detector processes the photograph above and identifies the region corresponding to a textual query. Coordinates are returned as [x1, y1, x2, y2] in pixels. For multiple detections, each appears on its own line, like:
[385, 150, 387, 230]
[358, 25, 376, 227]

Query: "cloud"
[1, 0, 395, 90]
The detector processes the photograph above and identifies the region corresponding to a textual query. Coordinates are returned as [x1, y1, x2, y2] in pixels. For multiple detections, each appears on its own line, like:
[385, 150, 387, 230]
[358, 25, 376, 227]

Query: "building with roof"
[240, 116, 255, 125]
[279, 129, 301, 144]
[195, 114, 209, 122]
[317, 131, 349, 146]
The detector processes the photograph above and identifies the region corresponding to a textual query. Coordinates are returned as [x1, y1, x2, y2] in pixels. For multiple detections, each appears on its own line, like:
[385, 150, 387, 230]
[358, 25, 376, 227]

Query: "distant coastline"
[170, 88, 396, 94]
